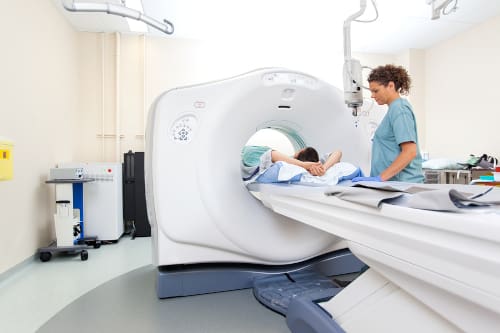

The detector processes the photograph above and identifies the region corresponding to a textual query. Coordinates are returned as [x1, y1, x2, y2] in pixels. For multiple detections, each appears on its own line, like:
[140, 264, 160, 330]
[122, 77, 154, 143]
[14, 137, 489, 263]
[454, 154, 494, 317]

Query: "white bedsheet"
[249, 161, 362, 186]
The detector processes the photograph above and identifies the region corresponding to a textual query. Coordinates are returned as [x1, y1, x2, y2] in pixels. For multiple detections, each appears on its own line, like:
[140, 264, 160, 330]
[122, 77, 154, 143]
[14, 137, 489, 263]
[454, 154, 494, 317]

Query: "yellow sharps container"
[0, 138, 13, 180]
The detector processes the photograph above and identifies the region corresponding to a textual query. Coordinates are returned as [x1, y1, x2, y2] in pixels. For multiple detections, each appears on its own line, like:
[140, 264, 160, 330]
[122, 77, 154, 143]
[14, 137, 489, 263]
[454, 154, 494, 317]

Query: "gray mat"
[326, 182, 500, 211]
[37, 265, 289, 333]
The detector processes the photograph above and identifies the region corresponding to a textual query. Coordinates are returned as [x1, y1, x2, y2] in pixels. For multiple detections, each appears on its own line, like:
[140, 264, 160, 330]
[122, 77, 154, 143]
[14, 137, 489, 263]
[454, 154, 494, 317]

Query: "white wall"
[425, 15, 500, 159]
[0, 0, 80, 274]
[76, 33, 148, 163]
[75, 35, 395, 163]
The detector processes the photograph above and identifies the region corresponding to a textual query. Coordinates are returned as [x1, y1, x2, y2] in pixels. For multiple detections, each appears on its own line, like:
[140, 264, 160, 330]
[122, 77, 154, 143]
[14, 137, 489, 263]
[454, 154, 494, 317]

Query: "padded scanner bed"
[248, 182, 500, 333]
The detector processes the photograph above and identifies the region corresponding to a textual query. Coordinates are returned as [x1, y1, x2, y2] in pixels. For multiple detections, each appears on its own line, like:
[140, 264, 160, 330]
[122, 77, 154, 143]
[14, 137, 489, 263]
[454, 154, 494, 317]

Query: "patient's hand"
[305, 163, 325, 176]
[302, 161, 320, 170]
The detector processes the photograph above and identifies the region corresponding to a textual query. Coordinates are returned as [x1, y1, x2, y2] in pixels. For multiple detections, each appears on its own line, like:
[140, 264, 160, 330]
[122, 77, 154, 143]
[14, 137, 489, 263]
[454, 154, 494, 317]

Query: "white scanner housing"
[145, 68, 376, 267]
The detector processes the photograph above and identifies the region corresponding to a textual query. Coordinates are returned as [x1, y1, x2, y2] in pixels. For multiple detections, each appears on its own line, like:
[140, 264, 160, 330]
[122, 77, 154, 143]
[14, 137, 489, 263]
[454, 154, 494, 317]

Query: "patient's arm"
[309, 151, 342, 176]
[271, 150, 322, 175]
[323, 151, 342, 171]
[308, 150, 342, 176]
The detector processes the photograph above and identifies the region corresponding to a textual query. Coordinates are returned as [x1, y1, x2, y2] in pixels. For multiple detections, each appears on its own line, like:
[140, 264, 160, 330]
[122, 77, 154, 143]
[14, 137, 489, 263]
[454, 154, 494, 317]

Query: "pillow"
[255, 161, 363, 186]
[422, 158, 464, 170]
[300, 162, 363, 185]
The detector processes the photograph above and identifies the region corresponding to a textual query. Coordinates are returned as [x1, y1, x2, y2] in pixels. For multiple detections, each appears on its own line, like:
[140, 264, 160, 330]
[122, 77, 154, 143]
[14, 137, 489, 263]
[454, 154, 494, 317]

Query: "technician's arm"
[379, 142, 417, 181]
[271, 150, 322, 174]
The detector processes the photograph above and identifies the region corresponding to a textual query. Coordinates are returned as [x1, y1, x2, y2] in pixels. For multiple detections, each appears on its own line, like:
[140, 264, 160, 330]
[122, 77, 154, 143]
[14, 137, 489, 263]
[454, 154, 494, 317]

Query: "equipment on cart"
[38, 170, 101, 262]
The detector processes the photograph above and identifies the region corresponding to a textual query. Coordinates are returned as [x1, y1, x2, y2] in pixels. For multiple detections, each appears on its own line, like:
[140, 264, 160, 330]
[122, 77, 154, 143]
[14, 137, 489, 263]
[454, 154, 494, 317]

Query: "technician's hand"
[351, 176, 382, 182]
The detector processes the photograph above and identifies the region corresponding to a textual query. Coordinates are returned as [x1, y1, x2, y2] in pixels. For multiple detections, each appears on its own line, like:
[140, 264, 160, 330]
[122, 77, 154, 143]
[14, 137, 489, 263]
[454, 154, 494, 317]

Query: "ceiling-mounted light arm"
[142, 17, 174, 35]
[62, 0, 174, 35]
[426, 0, 459, 20]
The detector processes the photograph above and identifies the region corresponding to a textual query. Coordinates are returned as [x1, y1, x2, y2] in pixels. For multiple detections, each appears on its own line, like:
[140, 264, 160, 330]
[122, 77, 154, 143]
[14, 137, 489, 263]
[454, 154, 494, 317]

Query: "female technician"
[353, 64, 424, 183]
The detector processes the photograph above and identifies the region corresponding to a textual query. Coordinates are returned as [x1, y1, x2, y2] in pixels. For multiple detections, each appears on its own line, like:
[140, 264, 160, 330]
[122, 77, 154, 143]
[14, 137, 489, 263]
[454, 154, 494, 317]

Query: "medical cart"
[38, 177, 100, 262]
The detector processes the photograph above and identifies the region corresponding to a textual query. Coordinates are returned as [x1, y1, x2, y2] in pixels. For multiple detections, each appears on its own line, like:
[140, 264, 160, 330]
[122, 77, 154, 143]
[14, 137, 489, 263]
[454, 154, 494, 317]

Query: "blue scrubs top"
[371, 98, 424, 183]
[241, 145, 271, 167]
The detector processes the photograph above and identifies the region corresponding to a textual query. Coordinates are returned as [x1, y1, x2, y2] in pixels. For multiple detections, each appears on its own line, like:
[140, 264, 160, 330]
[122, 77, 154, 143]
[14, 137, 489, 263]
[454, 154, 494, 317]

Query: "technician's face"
[369, 81, 391, 105]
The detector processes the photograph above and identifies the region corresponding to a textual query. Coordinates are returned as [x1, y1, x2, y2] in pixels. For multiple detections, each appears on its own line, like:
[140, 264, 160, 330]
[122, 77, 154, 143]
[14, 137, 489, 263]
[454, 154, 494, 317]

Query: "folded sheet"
[325, 182, 500, 212]
[325, 185, 406, 207]
[408, 187, 500, 211]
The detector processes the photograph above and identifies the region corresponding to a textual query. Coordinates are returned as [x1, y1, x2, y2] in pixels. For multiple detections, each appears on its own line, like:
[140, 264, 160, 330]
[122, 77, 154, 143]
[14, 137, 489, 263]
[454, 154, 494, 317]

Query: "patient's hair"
[367, 64, 411, 95]
[296, 147, 319, 162]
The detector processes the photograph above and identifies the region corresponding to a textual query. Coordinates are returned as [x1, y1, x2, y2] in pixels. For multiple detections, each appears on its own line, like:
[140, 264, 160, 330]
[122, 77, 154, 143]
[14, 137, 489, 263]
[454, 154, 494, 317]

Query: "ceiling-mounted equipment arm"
[343, 0, 367, 62]
[426, 0, 459, 20]
[343, 0, 368, 116]
[62, 0, 174, 35]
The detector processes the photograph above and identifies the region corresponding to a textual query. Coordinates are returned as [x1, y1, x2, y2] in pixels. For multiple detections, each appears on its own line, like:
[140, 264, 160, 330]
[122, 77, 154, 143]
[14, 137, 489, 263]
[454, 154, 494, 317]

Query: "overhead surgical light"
[342, 0, 378, 116]
[62, 0, 174, 35]
[426, 0, 459, 20]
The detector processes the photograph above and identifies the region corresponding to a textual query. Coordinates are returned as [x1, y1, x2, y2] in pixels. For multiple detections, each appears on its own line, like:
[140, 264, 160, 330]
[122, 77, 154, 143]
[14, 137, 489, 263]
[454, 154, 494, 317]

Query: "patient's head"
[295, 147, 319, 162]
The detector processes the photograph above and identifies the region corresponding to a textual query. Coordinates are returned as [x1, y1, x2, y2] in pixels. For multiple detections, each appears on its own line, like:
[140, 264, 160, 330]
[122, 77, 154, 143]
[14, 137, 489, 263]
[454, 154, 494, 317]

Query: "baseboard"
[0, 253, 37, 287]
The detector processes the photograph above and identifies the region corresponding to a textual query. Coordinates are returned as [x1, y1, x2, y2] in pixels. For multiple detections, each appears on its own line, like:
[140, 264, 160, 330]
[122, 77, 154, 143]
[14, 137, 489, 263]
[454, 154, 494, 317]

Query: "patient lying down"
[241, 146, 363, 185]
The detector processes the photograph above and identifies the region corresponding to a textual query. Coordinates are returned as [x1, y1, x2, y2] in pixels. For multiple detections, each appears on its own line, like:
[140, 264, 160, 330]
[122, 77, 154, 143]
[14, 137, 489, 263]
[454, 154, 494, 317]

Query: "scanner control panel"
[170, 114, 198, 143]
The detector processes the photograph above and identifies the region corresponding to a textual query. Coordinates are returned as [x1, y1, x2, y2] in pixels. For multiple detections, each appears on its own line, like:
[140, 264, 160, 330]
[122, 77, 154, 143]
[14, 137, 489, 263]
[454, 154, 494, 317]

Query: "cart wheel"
[80, 250, 88, 261]
[40, 252, 52, 262]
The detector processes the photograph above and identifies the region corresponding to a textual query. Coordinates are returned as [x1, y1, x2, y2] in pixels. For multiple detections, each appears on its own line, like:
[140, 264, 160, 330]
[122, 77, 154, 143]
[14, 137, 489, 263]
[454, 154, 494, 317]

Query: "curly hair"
[296, 147, 319, 162]
[367, 64, 411, 95]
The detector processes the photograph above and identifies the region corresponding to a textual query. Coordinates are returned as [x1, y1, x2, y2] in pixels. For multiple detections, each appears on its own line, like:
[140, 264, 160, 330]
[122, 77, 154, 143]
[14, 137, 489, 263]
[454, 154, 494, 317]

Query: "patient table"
[250, 182, 500, 332]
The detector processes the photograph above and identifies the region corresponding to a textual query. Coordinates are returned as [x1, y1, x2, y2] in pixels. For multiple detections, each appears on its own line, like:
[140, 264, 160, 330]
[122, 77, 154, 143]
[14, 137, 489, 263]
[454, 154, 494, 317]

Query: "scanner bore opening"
[241, 127, 308, 185]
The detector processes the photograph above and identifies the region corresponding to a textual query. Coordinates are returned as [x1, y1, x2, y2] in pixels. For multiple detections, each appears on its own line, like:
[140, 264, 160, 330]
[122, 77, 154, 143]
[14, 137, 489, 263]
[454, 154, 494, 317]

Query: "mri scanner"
[145, 68, 500, 333]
